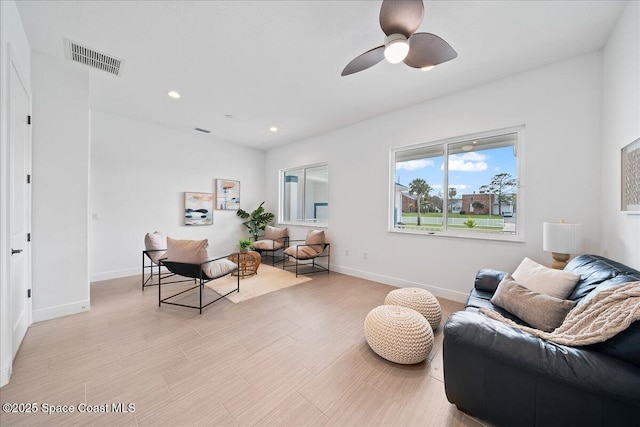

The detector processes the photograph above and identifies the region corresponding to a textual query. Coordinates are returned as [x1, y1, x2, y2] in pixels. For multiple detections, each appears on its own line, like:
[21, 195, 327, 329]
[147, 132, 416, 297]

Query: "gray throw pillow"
[491, 277, 577, 332]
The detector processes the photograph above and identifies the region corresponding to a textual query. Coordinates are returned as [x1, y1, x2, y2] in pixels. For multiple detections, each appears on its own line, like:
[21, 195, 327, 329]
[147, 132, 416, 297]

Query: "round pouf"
[364, 305, 434, 364]
[385, 287, 442, 331]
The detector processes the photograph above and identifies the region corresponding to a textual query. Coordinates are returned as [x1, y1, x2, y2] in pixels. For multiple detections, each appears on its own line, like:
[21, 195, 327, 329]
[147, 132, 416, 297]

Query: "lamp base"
[550, 252, 570, 270]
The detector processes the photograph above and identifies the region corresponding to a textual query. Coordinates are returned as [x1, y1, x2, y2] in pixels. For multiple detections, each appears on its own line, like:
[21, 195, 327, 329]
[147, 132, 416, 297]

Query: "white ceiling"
[16, 0, 626, 151]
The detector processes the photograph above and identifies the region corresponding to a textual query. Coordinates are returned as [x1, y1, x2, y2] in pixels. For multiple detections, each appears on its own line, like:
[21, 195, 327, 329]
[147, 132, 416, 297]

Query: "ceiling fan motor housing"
[384, 33, 410, 63]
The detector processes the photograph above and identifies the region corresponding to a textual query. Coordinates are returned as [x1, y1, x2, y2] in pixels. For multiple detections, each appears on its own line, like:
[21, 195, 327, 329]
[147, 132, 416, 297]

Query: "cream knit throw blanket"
[480, 281, 640, 346]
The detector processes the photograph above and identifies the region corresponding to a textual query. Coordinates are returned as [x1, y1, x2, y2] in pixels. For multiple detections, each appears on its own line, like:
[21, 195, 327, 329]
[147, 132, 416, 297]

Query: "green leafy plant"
[463, 218, 477, 228]
[238, 238, 253, 252]
[237, 201, 275, 241]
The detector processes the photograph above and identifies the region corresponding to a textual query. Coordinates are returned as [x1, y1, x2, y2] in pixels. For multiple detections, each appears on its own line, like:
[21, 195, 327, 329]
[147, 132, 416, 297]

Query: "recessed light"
[269, 126, 278, 132]
[168, 90, 180, 99]
[421, 65, 435, 71]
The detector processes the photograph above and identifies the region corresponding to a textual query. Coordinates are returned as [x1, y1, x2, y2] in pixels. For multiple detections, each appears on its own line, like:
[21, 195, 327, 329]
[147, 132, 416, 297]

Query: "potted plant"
[238, 238, 253, 253]
[237, 201, 275, 241]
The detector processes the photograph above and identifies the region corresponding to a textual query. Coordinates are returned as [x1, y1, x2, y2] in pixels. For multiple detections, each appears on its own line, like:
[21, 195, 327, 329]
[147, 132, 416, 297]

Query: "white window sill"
[389, 227, 525, 243]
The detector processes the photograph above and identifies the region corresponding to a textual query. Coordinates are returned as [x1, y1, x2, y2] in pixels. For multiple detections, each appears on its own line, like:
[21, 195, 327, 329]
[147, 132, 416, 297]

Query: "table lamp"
[543, 220, 582, 269]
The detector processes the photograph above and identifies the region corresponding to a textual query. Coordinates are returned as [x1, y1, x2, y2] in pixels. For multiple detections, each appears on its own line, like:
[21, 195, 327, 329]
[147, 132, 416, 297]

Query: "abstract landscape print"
[216, 179, 240, 210]
[184, 192, 213, 225]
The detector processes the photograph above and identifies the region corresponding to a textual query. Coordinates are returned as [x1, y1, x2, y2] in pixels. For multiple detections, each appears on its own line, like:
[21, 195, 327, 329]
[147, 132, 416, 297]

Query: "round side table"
[229, 251, 261, 278]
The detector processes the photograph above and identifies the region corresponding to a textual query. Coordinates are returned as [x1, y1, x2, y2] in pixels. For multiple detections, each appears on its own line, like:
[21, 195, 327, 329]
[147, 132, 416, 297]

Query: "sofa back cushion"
[565, 255, 640, 302]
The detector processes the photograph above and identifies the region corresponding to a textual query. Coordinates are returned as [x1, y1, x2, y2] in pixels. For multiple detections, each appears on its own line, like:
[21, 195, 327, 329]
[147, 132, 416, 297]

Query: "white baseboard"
[0, 363, 11, 388]
[91, 266, 169, 282]
[90, 267, 139, 282]
[331, 264, 468, 304]
[32, 300, 91, 323]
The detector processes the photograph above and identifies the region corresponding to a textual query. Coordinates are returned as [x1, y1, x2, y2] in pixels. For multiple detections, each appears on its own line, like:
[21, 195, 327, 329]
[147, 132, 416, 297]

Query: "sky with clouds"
[395, 146, 517, 197]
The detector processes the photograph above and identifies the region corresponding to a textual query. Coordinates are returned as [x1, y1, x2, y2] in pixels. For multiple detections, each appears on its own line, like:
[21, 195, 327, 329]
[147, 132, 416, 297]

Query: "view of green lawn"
[399, 212, 508, 231]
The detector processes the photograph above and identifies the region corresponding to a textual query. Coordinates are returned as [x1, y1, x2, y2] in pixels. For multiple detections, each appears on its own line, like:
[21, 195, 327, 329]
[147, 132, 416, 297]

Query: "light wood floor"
[0, 271, 484, 426]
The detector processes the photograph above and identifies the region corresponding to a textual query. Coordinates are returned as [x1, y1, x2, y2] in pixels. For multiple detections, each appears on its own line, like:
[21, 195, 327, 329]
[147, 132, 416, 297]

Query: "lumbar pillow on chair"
[165, 237, 209, 264]
[144, 231, 167, 265]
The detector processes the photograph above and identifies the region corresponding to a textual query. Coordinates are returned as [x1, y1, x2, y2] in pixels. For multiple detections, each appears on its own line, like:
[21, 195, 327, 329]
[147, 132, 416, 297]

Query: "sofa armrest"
[444, 311, 640, 408]
[474, 269, 507, 293]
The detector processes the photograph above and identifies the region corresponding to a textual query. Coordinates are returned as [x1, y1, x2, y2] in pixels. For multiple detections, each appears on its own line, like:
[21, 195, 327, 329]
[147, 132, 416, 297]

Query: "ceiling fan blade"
[379, 0, 424, 38]
[341, 45, 385, 76]
[403, 32, 457, 69]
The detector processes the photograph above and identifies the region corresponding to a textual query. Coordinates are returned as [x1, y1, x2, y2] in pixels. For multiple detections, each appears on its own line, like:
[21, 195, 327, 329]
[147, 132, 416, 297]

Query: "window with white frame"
[281, 163, 328, 226]
[391, 126, 523, 239]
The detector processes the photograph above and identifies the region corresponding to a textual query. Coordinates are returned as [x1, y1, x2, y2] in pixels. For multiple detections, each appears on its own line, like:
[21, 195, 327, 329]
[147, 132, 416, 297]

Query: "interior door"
[9, 50, 31, 358]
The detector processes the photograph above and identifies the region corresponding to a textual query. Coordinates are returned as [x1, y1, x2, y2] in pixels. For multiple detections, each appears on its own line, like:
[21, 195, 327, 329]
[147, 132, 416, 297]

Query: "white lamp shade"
[543, 222, 582, 253]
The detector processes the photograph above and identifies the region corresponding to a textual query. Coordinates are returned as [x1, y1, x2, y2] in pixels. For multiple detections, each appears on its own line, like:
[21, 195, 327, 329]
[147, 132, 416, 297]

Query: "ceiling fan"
[341, 0, 457, 76]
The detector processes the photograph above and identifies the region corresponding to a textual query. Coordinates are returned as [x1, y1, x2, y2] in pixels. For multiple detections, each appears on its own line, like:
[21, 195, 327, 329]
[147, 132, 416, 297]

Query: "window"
[281, 163, 328, 226]
[391, 126, 523, 239]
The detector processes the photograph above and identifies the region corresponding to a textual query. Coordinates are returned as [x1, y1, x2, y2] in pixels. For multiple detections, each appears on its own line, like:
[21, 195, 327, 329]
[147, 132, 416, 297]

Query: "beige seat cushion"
[284, 230, 325, 259]
[252, 239, 284, 250]
[144, 231, 167, 265]
[202, 258, 238, 279]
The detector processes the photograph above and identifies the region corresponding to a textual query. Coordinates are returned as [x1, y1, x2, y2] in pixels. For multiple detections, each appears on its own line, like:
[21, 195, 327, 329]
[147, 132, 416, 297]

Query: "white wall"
[90, 110, 266, 281]
[31, 52, 90, 322]
[266, 52, 603, 302]
[601, 1, 640, 269]
[0, 0, 31, 387]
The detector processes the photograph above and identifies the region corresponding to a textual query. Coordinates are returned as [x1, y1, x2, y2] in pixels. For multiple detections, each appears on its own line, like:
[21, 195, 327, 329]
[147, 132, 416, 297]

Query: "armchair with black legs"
[251, 226, 289, 266]
[283, 229, 330, 277]
[158, 237, 239, 314]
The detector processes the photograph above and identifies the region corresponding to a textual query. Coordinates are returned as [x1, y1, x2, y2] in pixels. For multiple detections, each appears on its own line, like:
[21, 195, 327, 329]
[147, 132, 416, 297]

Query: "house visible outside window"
[391, 126, 524, 240]
[281, 163, 328, 226]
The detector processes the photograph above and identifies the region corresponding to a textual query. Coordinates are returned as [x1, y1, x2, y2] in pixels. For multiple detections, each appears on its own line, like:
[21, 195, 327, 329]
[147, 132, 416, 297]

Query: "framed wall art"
[184, 192, 214, 225]
[621, 137, 640, 213]
[216, 179, 240, 210]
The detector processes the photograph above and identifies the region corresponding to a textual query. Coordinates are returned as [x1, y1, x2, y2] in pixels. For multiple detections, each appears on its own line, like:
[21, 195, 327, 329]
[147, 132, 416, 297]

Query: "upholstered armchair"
[158, 237, 239, 314]
[251, 226, 289, 265]
[283, 229, 330, 277]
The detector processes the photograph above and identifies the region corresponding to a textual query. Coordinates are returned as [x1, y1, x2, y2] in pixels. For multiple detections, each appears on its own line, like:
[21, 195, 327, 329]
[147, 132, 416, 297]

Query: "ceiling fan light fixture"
[421, 65, 435, 71]
[383, 34, 409, 64]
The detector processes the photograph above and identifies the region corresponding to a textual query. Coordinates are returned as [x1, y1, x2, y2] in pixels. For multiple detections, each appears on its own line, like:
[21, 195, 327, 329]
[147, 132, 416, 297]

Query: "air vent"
[195, 128, 211, 134]
[64, 38, 124, 76]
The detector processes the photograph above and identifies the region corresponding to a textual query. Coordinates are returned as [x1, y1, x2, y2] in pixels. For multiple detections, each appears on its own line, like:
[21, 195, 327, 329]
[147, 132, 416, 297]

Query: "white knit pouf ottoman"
[364, 305, 434, 364]
[385, 287, 442, 331]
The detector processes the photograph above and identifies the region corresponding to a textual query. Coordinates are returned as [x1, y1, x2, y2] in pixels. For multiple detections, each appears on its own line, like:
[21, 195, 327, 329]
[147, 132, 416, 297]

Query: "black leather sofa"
[443, 255, 640, 427]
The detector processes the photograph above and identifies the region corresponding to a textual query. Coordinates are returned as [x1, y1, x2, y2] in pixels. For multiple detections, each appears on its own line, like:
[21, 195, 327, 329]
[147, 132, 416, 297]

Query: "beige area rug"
[206, 264, 311, 303]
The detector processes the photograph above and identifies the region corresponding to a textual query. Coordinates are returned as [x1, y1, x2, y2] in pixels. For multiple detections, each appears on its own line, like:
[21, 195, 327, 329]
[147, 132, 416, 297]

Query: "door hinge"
[27, 115, 31, 125]
[27, 289, 31, 298]
[27, 174, 31, 184]
[27, 233, 31, 242]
